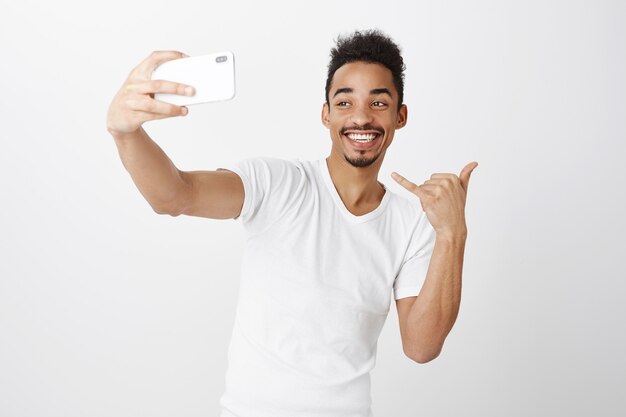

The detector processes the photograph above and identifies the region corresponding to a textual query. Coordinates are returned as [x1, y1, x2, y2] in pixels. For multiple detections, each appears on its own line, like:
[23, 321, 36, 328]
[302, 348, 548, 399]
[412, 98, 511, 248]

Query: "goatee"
[344, 152, 380, 168]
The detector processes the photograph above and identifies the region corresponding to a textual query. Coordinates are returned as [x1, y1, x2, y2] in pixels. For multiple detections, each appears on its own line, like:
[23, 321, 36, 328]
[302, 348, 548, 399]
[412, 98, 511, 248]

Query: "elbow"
[406, 346, 442, 364]
[412, 352, 439, 364]
[152, 184, 190, 217]
[152, 204, 181, 217]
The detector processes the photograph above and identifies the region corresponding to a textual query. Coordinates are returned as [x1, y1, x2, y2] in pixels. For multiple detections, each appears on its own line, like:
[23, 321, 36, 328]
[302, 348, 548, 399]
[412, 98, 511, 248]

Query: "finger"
[134, 107, 188, 123]
[424, 178, 449, 186]
[430, 173, 457, 180]
[425, 177, 460, 191]
[459, 161, 479, 192]
[134, 50, 189, 79]
[127, 79, 195, 97]
[416, 183, 439, 195]
[391, 172, 423, 196]
[125, 96, 187, 116]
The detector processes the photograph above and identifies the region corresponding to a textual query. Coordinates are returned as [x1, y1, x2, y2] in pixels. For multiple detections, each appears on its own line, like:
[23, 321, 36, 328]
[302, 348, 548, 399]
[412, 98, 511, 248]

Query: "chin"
[343, 152, 381, 168]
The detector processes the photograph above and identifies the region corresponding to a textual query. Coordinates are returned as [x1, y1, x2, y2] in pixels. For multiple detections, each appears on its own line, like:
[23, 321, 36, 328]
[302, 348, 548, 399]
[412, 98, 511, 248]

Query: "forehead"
[330, 61, 396, 96]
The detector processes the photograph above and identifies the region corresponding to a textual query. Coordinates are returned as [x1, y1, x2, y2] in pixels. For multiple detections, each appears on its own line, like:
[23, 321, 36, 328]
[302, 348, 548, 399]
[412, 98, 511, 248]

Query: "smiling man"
[107, 29, 476, 417]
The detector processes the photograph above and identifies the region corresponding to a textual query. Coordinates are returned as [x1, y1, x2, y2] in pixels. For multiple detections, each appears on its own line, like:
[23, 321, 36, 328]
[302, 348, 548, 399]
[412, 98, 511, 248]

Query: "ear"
[321, 102, 330, 128]
[396, 104, 408, 129]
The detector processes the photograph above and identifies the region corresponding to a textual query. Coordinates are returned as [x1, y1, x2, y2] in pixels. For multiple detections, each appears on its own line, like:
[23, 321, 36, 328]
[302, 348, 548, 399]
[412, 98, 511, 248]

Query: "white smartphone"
[151, 51, 235, 106]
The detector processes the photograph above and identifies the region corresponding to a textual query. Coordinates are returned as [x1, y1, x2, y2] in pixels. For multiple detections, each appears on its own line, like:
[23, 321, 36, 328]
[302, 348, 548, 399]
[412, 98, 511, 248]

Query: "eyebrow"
[333, 87, 393, 98]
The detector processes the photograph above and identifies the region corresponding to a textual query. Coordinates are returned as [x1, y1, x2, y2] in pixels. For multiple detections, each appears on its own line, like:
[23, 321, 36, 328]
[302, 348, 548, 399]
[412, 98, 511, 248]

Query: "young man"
[107, 29, 477, 417]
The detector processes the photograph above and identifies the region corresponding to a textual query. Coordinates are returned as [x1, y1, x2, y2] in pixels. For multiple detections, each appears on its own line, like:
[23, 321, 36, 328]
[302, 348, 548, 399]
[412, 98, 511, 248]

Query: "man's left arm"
[392, 161, 478, 363]
[396, 233, 466, 363]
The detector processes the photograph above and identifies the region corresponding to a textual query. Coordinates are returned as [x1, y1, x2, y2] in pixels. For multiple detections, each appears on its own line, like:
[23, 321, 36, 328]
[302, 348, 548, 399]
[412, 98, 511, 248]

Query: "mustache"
[340, 124, 384, 135]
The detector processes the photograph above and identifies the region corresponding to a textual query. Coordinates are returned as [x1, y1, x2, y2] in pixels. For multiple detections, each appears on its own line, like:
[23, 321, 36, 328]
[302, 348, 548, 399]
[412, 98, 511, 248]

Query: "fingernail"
[181, 107, 188, 115]
[182, 53, 190, 58]
[185, 86, 194, 95]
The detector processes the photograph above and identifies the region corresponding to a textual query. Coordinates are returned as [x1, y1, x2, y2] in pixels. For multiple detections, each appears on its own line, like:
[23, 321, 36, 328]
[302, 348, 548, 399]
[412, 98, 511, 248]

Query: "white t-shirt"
[217, 157, 435, 417]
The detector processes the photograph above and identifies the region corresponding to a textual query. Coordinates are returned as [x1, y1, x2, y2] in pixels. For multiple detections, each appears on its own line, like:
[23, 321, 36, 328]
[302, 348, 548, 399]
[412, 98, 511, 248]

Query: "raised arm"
[106, 50, 244, 219]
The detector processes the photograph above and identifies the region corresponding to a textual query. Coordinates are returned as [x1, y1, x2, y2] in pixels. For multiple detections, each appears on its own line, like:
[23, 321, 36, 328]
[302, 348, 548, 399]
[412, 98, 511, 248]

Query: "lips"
[339, 124, 384, 149]
[346, 132, 378, 141]
[342, 131, 381, 149]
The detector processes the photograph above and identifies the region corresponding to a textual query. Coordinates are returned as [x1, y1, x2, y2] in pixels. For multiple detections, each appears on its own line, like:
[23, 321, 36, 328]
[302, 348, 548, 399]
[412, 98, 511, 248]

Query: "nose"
[349, 103, 374, 126]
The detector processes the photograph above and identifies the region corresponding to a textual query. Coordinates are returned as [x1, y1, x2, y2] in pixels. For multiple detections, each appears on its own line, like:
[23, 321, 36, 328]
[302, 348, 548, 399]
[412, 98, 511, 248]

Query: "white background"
[1, 0, 625, 416]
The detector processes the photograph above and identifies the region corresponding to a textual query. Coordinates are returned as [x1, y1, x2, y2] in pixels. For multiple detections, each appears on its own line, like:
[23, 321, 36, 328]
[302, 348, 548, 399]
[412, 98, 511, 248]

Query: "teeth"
[347, 133, 378, 142]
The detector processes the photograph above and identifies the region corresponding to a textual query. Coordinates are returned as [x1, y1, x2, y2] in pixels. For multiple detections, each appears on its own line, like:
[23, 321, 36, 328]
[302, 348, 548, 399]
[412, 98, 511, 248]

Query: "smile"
[342, 130, 382, 149]
[346, 133, 378, 142]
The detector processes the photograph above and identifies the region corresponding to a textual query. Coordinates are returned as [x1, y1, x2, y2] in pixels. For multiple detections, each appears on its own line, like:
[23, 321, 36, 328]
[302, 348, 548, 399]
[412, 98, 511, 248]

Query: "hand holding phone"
[107, 50, 198, 136]
[151, 51, 236, 106]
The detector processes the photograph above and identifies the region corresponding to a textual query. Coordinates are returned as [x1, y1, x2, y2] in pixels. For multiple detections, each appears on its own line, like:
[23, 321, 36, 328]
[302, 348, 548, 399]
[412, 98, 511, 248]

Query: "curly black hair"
[325, 29, 406, 110]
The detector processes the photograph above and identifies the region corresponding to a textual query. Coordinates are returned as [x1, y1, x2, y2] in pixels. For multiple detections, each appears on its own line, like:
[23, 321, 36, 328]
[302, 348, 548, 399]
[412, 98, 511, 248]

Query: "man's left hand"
[391, 162, 478, 238]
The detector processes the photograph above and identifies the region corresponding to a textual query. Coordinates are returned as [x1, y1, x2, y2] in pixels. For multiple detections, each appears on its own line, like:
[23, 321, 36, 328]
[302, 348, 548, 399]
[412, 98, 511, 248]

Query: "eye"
[336, 101, 350, 107]
[372, 101, 387, 108]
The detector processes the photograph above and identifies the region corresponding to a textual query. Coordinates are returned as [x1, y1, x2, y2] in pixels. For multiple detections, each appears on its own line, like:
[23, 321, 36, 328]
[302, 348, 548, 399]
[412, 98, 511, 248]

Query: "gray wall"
[1, 0, 624, 416]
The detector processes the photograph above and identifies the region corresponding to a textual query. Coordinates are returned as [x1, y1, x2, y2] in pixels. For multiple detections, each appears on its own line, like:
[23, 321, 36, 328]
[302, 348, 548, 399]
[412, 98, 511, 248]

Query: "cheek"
[328, 118, 344, 131]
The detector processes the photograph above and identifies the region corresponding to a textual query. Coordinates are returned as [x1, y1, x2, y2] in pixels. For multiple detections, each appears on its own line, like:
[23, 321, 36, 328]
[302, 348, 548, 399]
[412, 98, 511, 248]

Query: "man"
[107, 29, 477, 417]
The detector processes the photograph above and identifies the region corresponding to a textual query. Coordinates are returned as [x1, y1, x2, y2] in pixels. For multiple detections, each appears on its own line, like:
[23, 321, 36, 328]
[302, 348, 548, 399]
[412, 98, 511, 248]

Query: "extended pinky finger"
[391, 172, 419, 191]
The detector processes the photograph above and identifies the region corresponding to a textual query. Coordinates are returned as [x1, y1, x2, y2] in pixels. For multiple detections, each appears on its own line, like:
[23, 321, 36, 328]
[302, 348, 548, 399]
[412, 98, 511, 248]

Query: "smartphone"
[151, 51, 235, 106]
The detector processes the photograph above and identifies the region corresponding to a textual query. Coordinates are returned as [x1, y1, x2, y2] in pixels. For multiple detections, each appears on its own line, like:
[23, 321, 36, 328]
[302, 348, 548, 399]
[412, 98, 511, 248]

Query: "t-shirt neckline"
[318, 158, 390, 223]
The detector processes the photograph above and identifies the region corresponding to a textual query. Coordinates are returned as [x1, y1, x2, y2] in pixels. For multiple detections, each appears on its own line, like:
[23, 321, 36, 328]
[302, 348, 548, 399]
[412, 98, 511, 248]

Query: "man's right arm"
[107, 50, 244, 219]
[110, 128, 244, 218]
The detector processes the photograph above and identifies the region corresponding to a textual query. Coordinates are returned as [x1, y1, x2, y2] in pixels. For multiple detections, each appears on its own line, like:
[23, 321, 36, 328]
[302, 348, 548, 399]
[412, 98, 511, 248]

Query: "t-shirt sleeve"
[216, 156, 304, 236]
[393, 211, 436, 300]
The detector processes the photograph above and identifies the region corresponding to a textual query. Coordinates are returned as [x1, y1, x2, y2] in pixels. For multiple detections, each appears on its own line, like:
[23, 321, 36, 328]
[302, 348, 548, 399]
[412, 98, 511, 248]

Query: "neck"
[325, 151, 386, 209]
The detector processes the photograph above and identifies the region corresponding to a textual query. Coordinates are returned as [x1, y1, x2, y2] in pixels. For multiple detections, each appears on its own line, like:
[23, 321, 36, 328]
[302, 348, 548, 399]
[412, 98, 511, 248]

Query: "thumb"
[459, 161, 478, 192]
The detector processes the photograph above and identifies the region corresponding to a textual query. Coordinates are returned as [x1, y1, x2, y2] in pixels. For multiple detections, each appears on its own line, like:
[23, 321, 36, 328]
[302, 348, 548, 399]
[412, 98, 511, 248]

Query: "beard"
[340, 123, 385, 168]
[344, 150, 381, 168]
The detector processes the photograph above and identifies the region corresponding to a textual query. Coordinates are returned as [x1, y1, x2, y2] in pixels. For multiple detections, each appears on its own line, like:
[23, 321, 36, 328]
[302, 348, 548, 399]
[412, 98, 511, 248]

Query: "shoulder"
[385, 187, 429, 228]
[385, 187, 423, 216]
[235, 156, 314, 192]
[240, 156, 308, 173]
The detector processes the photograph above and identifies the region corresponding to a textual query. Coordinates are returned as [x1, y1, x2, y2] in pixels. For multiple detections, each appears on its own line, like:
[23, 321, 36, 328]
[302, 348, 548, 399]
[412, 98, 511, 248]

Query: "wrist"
[435, 228, 467, 244]
[109, 127, 146, 147]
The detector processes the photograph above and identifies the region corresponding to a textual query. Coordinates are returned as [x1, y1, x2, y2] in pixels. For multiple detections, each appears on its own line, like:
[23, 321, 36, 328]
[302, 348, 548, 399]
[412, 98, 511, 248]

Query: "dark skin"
[321, 60, 478, 362]
[322, 61, 407, 216]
